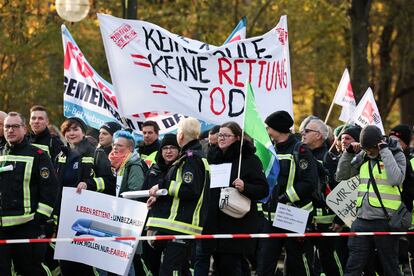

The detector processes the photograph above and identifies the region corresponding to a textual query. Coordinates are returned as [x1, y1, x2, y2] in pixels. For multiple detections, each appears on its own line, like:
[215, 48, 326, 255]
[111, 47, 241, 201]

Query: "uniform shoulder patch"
[298, 159, 309, 170]
[183, 171, 194, 183]
[37, 149, 43, 155]
[299, 145, 306, 153]
[40, 167, 50, 179]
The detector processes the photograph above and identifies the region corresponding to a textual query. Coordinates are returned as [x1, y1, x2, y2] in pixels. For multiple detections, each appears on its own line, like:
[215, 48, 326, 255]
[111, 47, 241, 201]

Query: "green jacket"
[118, 151, 145, 195]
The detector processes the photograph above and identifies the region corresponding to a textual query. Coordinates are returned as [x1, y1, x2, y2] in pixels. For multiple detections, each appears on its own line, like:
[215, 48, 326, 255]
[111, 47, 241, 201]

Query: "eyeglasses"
[218, 133, 235, 139]
[4, 124, 23, 130]
[162, 145, 178, 151]
[301, 129, 319, 134]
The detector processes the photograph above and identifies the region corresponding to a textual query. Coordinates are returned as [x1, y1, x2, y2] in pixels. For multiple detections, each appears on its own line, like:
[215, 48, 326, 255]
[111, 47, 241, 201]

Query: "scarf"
[109, 150, 131, 171]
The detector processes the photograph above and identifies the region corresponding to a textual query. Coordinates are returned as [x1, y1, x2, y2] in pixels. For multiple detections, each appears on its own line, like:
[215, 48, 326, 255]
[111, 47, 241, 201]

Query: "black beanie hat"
[390, 124, 411, 146]
[160, 134, 179, 149]
[360, 125, 383, 149]
[265, 111, 293, 133]
[100, 121, 122, 136]
[67, 117, 87, 134]
[342, 126, 362, 142]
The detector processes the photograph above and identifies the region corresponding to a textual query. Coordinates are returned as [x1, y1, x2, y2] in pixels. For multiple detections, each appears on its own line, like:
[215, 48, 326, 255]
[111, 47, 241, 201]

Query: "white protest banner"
[333, 69, 357, 123]
[209, 163, 232, 188]
[62, 20, 245, 138]
[54, 187, 148, 275]
[273, 203, 309, 234]
[351, 87, 385, 134]
[326, 176, 359, 227]
[62, 25, 214, 138]
[98, 14, 293, 125]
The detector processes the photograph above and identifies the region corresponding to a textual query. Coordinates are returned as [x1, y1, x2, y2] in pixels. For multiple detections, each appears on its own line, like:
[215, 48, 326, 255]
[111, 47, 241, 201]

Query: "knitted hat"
[360, 125, 383, 149]
[342, 126, 362, 142]
[265, 111, 293, 133]
[100, 121, 122, 136]
[67, 117, 87, 134]
[390, 124, 411, 146]
[160, 134, 179, 149]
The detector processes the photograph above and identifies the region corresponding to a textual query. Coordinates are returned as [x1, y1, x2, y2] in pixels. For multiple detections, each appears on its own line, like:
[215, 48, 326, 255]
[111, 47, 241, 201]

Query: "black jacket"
[28, 128, 63, 166]
[264, 134, 318, 216]
[54, 138, 115, 215]
[138, 140, 160, 158]
[0, 138, 58, 226]
[206, 140, 268, 255]
[146, 139, 210, 235]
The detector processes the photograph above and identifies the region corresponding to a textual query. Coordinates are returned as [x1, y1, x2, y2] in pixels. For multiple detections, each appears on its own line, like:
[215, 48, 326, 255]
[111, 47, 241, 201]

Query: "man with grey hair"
[146, 117, 210, 275]
[300, 116, 343, 276]
[0, 111, 7, 148]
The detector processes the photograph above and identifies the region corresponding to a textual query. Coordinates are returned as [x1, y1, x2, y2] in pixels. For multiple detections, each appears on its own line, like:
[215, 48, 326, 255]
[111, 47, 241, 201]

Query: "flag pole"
[237, 83, 250, 179]
[328, 117, 353, 153]
[324, 100, 335, 124]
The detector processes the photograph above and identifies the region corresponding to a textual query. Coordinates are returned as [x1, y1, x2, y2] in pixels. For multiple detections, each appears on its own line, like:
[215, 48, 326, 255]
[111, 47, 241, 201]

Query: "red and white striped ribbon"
[1, 232, 413, 245]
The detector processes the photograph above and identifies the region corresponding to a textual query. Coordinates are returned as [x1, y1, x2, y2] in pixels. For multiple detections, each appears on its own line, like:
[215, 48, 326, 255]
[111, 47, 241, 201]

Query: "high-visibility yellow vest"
[263, 154, 313, 222]
[357, 160, 401, 211]
[143, 151, 157, 168]
[146, 158, 210, 235]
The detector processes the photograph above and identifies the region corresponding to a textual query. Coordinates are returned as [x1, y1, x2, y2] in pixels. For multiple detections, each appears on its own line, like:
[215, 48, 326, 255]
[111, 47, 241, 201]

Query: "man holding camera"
[336, 125, 406, 276]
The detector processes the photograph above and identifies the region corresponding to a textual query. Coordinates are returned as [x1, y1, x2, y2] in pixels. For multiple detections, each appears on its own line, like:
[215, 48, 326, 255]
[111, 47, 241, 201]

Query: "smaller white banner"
[209, 163, 232, 188]
[55, 188, 148, 275]
[273, 203, 309, 234]
[351, 87, 385, 134]
[326, 176, 359, 227]
[121, 189, 168, 199]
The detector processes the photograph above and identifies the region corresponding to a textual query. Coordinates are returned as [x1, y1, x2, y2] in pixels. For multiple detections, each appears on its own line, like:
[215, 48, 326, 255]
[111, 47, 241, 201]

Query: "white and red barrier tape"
[1, 232, 414, 244]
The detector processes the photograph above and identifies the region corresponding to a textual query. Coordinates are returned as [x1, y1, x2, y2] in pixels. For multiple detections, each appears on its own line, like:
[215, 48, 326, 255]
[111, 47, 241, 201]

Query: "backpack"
[292, 142, 329, 208]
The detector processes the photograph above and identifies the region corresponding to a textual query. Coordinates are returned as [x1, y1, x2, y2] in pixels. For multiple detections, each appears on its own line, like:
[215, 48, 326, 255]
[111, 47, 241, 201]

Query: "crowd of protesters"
[1, 105, 414, 276]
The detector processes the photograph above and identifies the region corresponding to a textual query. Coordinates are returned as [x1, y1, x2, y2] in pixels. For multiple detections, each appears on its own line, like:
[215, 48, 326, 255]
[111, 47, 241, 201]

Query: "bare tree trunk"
[395, 0, 414, 126]
[122, 0, 137, 19]
[349, 0, 371, 100]
[377, 4, 395, 121]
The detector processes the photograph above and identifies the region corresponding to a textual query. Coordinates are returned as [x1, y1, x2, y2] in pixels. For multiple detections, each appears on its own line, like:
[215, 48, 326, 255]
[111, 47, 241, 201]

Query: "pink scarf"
[109, 150, 130, 171]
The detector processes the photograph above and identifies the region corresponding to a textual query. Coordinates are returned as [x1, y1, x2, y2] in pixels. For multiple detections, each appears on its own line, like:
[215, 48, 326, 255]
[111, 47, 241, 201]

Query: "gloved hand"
[34, 213, 49, 226]
[278, 193, 289, 204]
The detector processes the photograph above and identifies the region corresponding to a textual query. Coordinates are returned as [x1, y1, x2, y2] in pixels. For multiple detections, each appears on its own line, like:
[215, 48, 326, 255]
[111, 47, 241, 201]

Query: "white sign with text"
[209, 163, 232, 188]
[55, 188, 148, 276]
[326, 176, 359, 227]
[273, 203, 310, 234]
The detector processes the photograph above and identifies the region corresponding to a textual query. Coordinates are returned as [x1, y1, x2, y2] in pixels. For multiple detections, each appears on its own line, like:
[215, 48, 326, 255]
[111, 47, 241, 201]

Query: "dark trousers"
[215, 253, 244, 276]
[0, 221, 46, 276]
[154, 239, 193, 276]
[194, 240, 215, 276]
[344, 218, 402, 276]
[312, 224, 344, 276]
[256, 219, 314, 276]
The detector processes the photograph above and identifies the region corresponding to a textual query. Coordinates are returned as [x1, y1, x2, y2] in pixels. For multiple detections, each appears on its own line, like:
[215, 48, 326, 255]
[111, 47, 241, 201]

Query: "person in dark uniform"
[98, 121, 122, 156]
[256, 111, 318, 276]
[141, 134, 181, 276]
[146, 117, 210, 276]
[301, 117, 344, 276]
[54, 117, 115, 276]
[28, 105, 64, 274]
[0, 112, 58, 276]
[28, 105, 63, 163]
